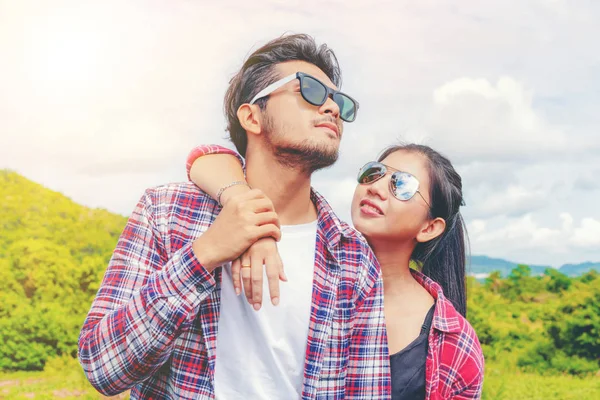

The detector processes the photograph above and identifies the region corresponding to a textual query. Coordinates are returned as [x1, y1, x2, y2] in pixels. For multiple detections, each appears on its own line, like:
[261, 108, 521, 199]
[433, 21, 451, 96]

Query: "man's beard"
[263, 116, 339, 174]
[272, 141, 339, 173]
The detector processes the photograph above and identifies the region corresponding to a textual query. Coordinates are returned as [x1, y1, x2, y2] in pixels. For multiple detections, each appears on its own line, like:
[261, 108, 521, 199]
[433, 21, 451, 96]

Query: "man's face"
[259, 60, 344, 173]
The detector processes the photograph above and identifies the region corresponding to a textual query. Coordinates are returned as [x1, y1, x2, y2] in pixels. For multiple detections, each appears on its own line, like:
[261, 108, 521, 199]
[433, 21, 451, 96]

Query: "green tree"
[544, 268, 572, 293]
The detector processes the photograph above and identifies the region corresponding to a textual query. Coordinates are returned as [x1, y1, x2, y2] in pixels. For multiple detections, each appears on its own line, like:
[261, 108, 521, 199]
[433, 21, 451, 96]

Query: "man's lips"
[359, 199, 384, 215]
[316, 122, 339, 137]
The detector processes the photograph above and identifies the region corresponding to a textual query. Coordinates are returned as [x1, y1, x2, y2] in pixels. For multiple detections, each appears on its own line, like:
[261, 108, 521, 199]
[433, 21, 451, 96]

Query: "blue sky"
[1, 0, 599, 267]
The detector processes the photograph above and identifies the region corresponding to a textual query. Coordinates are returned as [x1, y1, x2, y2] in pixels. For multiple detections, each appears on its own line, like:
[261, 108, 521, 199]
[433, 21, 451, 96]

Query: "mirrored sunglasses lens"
[358, 162, 385, 184]
[334, 93, 356, 122]
[391, 172, 419, 200]
[302, 77, 327, 105]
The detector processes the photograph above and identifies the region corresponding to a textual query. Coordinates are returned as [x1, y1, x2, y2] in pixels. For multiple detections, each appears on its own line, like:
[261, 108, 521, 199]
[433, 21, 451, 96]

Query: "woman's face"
[351, 150, 433, 243]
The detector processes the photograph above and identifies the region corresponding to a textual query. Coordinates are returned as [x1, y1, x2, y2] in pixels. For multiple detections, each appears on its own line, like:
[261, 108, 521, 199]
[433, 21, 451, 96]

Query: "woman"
[185, 143, 484, 399]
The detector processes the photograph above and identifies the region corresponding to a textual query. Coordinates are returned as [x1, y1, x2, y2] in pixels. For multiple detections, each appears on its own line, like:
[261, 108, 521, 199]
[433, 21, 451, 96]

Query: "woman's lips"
[359, 199, 384, 216]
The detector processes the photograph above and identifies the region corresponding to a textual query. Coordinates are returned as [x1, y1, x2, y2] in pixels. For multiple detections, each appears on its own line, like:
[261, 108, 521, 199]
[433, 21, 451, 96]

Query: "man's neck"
[245, 151, 317, 226]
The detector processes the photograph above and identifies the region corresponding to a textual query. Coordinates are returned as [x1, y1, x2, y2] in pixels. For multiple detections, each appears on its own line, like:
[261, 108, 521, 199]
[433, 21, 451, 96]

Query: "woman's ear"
[237, 104, 262, 137]
[416, 217, 446, 243]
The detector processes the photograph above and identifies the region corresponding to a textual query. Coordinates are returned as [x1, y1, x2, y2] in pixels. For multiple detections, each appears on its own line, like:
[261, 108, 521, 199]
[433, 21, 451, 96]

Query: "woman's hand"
[192, 189, 280, 271]
[231, 237, 286, 311]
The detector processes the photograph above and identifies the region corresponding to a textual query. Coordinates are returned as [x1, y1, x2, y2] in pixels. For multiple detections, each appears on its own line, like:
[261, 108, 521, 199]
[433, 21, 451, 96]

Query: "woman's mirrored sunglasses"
[357, 161, 431, 208]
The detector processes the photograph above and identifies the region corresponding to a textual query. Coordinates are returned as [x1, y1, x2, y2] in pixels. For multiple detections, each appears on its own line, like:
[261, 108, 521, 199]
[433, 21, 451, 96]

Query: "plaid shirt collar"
[311, 188, 349, 249]
[411, 269, 462, 334]
[237, 148, 348, 251]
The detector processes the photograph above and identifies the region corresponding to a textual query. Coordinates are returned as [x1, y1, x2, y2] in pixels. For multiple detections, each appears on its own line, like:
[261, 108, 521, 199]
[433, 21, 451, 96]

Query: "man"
[78, 34, 390, 399]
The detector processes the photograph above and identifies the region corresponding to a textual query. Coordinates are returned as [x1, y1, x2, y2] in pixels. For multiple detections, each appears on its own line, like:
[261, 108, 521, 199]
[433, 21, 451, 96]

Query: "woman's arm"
[185, 145, 285, 308]
[186, 145, 250, 205]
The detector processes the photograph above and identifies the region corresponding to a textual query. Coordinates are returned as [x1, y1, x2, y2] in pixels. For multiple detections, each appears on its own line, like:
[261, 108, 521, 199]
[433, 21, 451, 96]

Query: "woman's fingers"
[241, 256, 253, 305]
[265, 252, 283, 305]
[250, 254, 264, 311]
[231, 258, 242, 296]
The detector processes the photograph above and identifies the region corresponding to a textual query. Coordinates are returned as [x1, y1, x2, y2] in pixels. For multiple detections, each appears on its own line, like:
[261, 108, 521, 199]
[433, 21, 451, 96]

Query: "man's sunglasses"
[357, 161, 431, 208]
[249, 72, 359, 122]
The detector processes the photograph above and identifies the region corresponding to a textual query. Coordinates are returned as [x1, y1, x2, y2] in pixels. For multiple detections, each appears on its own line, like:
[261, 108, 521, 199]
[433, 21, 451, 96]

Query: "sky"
[1, 0, 599, 267]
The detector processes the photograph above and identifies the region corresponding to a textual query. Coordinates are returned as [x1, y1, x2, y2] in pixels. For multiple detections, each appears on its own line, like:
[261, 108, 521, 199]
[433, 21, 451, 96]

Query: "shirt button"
[167, 329, 174, 335]
[196, 284, 203, 293]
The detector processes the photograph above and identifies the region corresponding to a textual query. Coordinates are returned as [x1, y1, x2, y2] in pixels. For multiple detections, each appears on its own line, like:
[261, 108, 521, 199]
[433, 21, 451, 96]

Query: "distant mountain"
[469, 255, 600, 278]
[469, 255, 551, 277]
[558, 262, 600, 277]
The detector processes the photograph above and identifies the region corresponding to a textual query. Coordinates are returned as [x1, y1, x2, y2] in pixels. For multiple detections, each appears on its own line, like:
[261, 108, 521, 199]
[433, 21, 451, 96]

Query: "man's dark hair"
[224, 33, 342, 156]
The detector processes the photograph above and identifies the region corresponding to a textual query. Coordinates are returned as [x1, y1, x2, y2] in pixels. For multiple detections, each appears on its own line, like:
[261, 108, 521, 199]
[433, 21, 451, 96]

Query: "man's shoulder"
[142, 181, 216, 214]
[311, 188, 375, 267]
[337, 219, 370, 248]
[311, 189, 369, 244]
[330, 216, 379, 283]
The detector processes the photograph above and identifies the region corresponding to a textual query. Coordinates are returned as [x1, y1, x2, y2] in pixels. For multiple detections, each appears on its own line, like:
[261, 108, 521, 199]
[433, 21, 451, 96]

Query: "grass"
[0, 368, 128, 399]
[483, 363, 599, 400]
[0, 363, 597, 399]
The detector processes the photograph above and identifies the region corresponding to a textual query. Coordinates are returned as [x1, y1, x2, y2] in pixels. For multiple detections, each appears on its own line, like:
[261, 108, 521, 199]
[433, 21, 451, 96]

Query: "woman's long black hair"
[378, 144, 469, 316]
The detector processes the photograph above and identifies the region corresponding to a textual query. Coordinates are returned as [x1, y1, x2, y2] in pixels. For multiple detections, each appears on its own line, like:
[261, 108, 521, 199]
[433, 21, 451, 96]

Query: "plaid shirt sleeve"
[345, 244, 391, 399]
[78, 190, 216, 396]
[186, 144, 245, 181]
[449, 330, 484, 399]
[452, 379, 483, 399]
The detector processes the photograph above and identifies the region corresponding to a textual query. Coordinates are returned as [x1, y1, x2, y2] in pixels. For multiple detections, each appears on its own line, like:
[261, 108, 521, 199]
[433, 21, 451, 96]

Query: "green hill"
[1, 170, 126, 260]
[1, 170, 599, 385]
[0, 170, 127, 370]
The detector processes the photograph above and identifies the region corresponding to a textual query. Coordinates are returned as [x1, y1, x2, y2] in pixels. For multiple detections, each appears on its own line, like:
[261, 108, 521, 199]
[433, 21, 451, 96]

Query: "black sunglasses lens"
[391, 172, 419, 200]
[334, 93, 357, 122]
[301, 76, 328, 105]
[358, 162, 386, 184]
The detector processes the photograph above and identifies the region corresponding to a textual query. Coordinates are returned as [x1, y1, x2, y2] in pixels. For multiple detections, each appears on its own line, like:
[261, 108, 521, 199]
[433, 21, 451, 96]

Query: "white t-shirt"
[214, 220, 318, 399]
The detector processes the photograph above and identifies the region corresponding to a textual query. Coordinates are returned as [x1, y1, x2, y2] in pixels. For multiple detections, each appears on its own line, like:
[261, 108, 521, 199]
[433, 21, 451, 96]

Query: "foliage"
[471, 261, 600, 376]
[0, 170, 127, 371]
[0, 170, 598, 399]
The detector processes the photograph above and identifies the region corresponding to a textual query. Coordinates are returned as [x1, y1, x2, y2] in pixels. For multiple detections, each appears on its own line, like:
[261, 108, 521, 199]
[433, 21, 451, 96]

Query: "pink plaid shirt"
[412, 270, 484, 399]
[78, 147, 390, 399]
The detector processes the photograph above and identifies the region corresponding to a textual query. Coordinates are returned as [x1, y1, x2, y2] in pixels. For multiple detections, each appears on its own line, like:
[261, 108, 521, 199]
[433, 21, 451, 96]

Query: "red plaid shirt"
[412, 270, 484, 399]
[78, 147, 390, 399]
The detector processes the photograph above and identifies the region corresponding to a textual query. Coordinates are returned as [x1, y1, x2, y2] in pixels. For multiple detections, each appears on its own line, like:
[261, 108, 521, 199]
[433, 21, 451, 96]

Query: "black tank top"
[389, 304, 435, 400]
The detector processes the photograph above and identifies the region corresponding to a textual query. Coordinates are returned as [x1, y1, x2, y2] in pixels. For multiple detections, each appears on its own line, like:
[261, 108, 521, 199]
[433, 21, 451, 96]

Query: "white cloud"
[425, 77, 570, 163]
[0, 0, 599, 266]
[473, 185, 547, 218]
[468, 219, 486, 236]
[468, 213, 600, 266]
[475, 214, 562, 248]
[560, 212, 573, 232]
[571, 218, 600, 248]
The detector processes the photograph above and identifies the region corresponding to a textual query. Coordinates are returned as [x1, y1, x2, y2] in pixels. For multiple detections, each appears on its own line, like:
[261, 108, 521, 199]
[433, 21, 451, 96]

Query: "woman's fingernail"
[272, 297, 279, 306]
[253, 303, 261, 311]
[235, 288, 241, 296]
